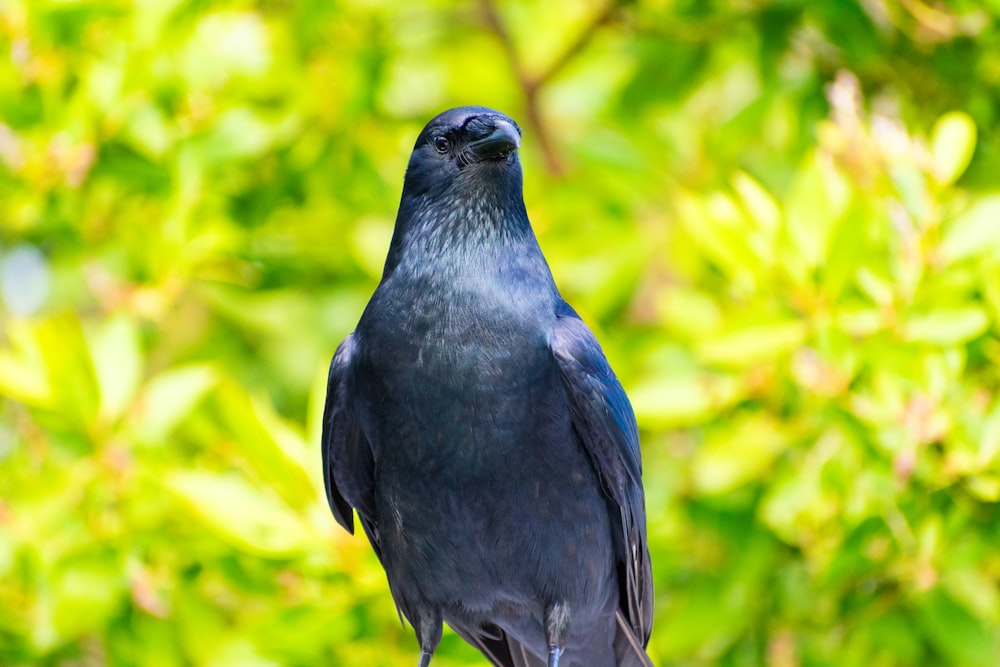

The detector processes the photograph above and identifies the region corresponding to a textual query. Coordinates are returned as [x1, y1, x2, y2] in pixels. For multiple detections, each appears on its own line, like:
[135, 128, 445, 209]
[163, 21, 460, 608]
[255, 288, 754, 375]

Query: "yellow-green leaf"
[131, 365, 218, 443]
[697, 320, 808, 367]
[931, 111, 977, 187]
[167, 472, 312, 557]
[630, 374, 744, 428]
[939, 196, 1000, 263]
[89, 313, 144, 423]
[903, 308, 989, 346]
[692, 415, 789, 495]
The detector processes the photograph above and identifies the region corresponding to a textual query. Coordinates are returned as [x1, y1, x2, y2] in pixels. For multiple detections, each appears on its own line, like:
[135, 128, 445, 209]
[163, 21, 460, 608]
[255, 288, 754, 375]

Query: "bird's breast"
[352, 272, 560, 465]
[362, 270, 555, 387]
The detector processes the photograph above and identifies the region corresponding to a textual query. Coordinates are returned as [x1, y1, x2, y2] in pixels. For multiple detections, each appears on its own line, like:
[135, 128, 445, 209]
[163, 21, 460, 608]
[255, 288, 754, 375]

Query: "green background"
[2, 0, 1000, 665]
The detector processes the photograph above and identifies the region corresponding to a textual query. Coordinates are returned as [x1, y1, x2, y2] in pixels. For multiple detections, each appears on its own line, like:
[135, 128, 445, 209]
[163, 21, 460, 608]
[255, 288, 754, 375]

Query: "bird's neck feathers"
[382, 171, 543, 278]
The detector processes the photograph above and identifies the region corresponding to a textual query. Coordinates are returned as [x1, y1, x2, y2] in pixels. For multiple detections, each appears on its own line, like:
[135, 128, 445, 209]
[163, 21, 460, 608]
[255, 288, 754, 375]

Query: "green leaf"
[985, 270, 1000, 324]
[655, 287, 723, 338]
[2, 317, 102, 428]
[889, 163, 930, 223]
[931, 111, 977, 187]
[943, 567, 1000, 624]
[349, 216, 394, 279]
[166, 472, 313, 557]
[125, 104, 172, 159]
[205, 638, 282, 667]
[306, 360, 330, 457]
[213, 382, 318, 509]
[653, 580, 744, 659]
[731, 170, 780, 234]
[965, 475, 1000, 502]
[902, 308, 989, 346]
[193, 108, 289, 163]
[915, 588, 999, 667]
[181, 11, 272, 88]
[835, 306, 885, 337]
[0, 319, 52, 407]
[691, 415, 789, 495]
[696, 320, 807, 367]
[821, 198, 871, 299]
[131, 365, 218, 444]
[865, 611, 925, 664]
[676, 190, 765, 286]
[89, 313, 144, 423]
[759, 470, 829, 545]
[784, 151, 850, 274]
[49, 559, 125, 644]
[939, 196, 1000, 263]
[856, 267, 895, 306]
[630, 373, 744, 428]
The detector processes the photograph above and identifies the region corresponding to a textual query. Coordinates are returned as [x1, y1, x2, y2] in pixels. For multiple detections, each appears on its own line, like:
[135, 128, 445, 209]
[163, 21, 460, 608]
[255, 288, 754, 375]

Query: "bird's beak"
[468, 119, 521, 161]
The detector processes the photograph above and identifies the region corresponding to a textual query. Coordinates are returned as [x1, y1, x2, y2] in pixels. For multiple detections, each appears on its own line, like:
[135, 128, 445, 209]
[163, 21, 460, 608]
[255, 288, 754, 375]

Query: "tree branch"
[478, 0, 623, 175]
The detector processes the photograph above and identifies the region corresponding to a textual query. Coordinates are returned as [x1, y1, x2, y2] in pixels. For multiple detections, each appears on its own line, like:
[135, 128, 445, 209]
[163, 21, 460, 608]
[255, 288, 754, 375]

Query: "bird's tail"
[450, 623, 545, 667]
[456, 615, 654, 667]
[614, 610, 655, 667]
[507, 640, 545, 667]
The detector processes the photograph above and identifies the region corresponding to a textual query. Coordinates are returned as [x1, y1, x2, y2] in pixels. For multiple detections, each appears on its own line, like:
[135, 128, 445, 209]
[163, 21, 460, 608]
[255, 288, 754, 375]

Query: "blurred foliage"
[2, 0, 1000, 665]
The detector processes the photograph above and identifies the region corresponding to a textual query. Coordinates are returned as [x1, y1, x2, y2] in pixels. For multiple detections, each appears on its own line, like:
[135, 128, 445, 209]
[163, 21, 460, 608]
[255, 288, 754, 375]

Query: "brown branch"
[532, 1, 621, 91]
[477, 0, 530, 92]
[478, 0, 623, 175]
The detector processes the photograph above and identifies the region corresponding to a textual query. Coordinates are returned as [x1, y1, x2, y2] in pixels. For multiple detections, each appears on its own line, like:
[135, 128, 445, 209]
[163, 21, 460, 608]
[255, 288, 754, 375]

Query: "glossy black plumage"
[322, 106, 653, 667]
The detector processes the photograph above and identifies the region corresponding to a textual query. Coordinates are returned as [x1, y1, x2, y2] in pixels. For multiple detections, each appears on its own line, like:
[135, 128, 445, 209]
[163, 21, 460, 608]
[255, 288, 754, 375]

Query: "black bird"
[322, 106, 653, 667]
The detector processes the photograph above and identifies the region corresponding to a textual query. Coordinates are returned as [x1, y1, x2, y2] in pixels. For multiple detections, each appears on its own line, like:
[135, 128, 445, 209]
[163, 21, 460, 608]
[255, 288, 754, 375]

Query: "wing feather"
[549, 305, 653, 648]
[321, 334, 377, 542]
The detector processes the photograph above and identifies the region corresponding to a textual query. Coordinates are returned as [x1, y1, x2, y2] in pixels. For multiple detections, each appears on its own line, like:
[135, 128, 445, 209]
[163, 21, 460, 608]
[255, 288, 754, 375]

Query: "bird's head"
[383, 107, 537, 278]
[401, 106, 523, 201]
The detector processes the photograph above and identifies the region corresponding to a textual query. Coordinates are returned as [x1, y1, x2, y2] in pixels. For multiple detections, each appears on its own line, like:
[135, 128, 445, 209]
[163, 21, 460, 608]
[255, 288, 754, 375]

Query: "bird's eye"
[433, 136, 450, 154]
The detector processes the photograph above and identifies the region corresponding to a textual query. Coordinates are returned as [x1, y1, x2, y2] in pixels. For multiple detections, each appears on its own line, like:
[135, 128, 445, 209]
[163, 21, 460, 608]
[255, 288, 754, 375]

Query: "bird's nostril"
[464, 115, 497, 139]
[468, 118, 521, 160]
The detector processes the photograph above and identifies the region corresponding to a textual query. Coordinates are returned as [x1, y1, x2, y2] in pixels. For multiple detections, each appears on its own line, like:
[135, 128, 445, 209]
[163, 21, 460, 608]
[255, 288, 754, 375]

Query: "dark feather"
[550, 303, 654, 650]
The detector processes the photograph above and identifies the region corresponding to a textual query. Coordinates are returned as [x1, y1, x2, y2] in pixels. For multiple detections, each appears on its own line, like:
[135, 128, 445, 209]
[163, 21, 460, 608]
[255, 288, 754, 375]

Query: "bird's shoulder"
[549, 301, 609, 367]
[549, 300, 642, 480]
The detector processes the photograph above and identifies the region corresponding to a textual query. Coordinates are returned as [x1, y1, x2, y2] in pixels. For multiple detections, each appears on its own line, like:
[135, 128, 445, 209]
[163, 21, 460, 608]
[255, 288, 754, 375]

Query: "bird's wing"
[549, 303, 654, 649]
[321, 334, 380, 552]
